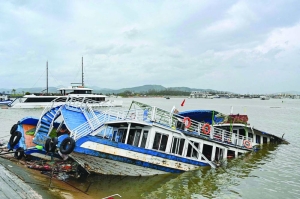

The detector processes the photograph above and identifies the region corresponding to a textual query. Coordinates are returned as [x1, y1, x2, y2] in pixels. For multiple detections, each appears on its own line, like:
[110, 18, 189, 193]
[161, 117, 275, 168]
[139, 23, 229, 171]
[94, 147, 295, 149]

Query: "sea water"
[1, 98, 300, 199]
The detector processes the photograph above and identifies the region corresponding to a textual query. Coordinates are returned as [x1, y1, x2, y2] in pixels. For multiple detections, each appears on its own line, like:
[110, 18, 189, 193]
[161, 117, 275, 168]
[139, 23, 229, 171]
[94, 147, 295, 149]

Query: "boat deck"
[0, 163, 42, 199]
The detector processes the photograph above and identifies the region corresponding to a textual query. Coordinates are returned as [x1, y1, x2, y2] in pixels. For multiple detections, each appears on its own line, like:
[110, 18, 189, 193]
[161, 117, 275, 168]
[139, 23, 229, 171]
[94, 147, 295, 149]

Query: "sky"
[0, 0, 300, 94]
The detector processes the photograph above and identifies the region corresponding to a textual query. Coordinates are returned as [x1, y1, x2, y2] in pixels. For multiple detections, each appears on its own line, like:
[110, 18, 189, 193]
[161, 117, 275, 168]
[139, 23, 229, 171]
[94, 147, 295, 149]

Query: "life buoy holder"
[243, 140, 252, 149]
[183, 117, 191, 128]
[59, 137, 75, 155]
[9, 131, 22, 149]
[202, 123, 211, 135]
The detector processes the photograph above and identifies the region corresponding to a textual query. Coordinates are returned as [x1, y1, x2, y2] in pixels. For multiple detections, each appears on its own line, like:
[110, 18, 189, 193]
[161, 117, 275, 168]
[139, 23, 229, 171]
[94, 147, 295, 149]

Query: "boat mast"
[46, 61, 48, 94]
[82, 57, 84, 87]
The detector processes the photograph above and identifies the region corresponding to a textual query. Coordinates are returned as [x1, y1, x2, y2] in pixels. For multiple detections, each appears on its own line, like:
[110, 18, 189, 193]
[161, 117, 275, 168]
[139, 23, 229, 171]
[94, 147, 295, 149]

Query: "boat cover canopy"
[178, 110, 224, 124]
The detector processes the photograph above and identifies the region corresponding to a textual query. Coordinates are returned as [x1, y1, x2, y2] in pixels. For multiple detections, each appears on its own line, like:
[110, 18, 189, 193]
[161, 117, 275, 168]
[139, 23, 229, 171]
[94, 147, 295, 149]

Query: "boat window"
[88, 97, 105, 102]
[263, 137, 268, 143]
[126, 129, 142, 146]
[256, 135, 261, 144]
[140, 130, 148, 148]
[127, 130, 136, 145]
[202, 144, 213, 160]
[73, 90, 92, 94]
[186, 141, 200, 159]
[170, 137, 185, 156]
[133, 130, 141, 146]
[152, 132, 169, 152]
[248, 132, 253, 138]
[239, 129, 246, 136]
[115, 129, 125, 143]
[24, 97, 58, 103]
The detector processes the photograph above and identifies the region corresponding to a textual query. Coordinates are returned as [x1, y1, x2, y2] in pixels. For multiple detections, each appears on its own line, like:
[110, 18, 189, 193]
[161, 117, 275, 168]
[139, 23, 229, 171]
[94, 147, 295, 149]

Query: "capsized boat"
[7, 99, 288, 176]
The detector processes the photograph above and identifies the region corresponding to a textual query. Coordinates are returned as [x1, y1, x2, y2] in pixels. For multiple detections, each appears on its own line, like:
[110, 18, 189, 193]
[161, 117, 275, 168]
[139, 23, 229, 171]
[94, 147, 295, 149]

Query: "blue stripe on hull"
[73, 146, 184, 173]
[76, 135, 208, 167]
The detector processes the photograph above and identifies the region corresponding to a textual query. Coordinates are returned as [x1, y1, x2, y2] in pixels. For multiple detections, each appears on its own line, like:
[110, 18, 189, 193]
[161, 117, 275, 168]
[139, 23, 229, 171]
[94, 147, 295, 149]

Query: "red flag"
[181, 99, 185, 106]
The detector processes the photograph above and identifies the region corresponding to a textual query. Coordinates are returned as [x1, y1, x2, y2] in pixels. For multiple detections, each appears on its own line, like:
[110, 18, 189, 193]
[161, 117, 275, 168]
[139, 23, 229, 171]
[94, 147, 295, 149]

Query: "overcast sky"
[1, 0, 299, 94]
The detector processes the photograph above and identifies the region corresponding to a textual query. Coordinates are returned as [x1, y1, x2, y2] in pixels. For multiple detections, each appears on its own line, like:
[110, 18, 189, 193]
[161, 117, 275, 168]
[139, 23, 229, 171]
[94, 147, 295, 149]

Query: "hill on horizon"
[1, 85, 299, 95]
[0, 84, 219, 95]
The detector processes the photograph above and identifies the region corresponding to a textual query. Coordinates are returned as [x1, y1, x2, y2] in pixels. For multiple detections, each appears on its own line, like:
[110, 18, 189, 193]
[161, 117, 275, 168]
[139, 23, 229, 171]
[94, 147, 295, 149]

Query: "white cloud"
[0, 0, 300, 94]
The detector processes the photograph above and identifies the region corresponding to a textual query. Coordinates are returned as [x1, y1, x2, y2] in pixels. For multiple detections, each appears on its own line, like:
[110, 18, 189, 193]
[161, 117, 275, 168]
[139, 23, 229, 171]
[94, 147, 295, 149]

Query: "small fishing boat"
[0, 95, 12, 106]
[7, 98, 288, 176]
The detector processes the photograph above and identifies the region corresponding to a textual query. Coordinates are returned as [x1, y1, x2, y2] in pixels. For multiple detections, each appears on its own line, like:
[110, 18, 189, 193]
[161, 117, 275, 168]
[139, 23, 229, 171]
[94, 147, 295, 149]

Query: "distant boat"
[8, 84, 123, 108]
[260, 96, 270, 100]
[8, 58, 122, 108]
[165, 97, 170, 99]
[0, 95, 12, 106]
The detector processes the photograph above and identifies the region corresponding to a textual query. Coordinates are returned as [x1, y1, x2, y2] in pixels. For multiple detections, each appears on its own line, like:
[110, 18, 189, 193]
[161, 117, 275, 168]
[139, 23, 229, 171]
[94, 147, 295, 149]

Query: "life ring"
[202, 123, 211, 135]
[243, 140, 252, 149]
[59, 137, 75, 155]
[183, 117, 191, 128]
[45, 137, 58, 152]
[9, 131, 22, 149]
[14, 147, 24, 160]
[10, 124, 18, 135]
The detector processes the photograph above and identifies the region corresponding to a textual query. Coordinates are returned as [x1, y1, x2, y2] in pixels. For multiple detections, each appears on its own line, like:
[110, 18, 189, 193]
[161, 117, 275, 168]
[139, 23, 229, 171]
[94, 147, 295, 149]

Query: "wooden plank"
[0, 164, 42, 199]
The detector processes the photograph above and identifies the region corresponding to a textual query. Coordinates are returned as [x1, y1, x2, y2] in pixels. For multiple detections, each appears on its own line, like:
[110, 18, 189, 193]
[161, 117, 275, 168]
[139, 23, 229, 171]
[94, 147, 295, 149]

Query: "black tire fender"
[10, 124, 18, 135]
[44, 138, 51, 152]
[14, 147, 24, 160]
[49, 137, 58, 152]
[59, 137, 75, 155]
[9, 131, 22, 149]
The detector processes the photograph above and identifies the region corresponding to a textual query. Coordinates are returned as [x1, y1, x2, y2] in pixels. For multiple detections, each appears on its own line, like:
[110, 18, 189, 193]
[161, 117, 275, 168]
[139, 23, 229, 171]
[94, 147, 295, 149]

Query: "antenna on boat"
[46, 61, 48, 94]
[82, 57, 84, 87]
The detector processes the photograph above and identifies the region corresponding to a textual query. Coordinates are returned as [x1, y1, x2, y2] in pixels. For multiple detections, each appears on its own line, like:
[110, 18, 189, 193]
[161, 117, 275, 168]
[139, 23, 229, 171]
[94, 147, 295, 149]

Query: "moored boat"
[0, 95, 12, 106]
[8, 84, 122, 108]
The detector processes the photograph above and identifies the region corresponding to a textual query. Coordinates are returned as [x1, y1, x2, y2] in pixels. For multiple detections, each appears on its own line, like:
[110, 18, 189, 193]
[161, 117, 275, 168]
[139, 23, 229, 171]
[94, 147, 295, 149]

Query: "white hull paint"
[11, 100, 123, 109]
[74, 141, 203, 176]
[71, 152, 168, 176]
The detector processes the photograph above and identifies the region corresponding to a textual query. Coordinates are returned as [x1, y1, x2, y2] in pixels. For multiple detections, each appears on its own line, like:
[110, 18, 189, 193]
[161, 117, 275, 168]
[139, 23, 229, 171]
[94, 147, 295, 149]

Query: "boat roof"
[179, 110, 223, 125]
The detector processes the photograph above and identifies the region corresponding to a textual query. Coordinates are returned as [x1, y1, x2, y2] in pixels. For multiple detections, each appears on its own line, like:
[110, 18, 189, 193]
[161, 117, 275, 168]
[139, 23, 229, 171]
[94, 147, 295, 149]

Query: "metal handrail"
[71, 110, 109, 141]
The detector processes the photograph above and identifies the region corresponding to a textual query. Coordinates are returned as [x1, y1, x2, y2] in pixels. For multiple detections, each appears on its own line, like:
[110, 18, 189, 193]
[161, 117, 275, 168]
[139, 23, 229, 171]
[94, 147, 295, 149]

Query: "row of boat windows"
[112, 128, 269, 160]
[113, 129, 202, 159]
[232, 129, 267, 144]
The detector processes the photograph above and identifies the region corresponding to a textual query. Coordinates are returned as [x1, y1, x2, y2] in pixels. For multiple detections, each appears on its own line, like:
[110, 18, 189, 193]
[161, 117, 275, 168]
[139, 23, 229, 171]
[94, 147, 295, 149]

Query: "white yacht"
[9, 84, 122, 108]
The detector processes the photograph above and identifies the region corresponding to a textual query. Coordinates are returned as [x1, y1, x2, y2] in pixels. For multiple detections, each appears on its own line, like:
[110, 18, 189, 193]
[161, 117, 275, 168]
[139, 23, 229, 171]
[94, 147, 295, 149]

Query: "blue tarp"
[178, 110, 224, 124]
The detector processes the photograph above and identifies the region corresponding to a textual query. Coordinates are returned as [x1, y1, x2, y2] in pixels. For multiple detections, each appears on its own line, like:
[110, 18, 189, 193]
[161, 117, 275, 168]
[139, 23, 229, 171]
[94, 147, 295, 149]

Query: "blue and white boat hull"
[71, 136, 208, 176]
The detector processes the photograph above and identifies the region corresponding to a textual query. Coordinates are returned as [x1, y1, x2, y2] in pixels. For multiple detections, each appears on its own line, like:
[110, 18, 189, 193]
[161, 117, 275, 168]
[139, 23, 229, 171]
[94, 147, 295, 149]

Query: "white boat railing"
[71, 110, 110, 141]
[99, 105, 253, 149]
[35, 97, 253, 150]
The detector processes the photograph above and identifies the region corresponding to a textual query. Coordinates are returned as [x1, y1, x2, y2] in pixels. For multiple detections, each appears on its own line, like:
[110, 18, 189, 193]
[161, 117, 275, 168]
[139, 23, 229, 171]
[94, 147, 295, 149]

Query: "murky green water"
[1, 98, 300, 198]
